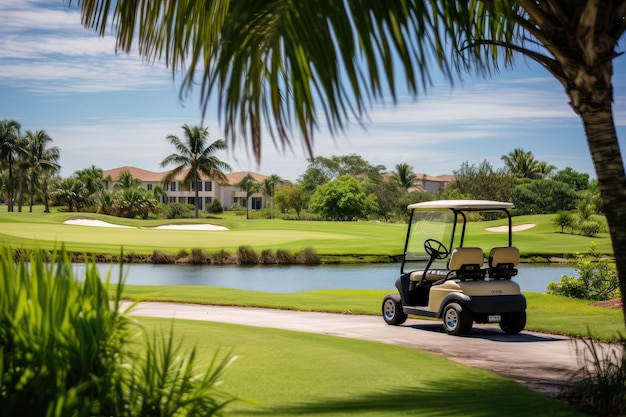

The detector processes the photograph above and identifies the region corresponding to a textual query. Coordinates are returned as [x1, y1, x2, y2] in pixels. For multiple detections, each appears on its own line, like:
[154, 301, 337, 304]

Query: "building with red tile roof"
[102, 166, 268, 211]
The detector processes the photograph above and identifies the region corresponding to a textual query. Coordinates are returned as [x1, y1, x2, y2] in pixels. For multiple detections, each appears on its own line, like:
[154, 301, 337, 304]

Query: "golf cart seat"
[487, 246, 520, 279]
[446, 247, 486, 281]
[409, 269, 448, 282]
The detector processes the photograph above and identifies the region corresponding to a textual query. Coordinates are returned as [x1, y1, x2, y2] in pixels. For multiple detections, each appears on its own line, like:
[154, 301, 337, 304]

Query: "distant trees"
[0, 119, 22, 212]
[310, 175, 378, 220]
[501, 148, 555, 179]
[444, 160, 515, 202]
[22, 130, 60, 213]
[391, 163, 417, 190]
[260, 174, 285, 219]
[234, 173, 260, 219]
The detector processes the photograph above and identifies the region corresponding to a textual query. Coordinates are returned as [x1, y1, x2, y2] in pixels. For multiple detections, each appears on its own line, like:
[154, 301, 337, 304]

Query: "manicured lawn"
[0, 208, 614, 258]
[120, 286, 625, 341]
[139, 317, 584, 416]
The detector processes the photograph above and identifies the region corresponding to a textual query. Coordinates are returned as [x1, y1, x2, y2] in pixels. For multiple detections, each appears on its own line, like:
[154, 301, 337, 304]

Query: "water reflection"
[76, 262, 575, 294]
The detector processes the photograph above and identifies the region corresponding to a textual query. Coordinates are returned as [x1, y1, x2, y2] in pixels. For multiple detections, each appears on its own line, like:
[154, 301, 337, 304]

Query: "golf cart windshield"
[401, 200, 514, 274]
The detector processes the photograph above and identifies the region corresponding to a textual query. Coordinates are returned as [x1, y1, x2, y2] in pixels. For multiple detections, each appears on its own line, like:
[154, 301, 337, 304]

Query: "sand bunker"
[63, 218, 228, 231]
[146, 224, 228, 231]
[63, 218, 134, 228]
[485, 223, 536, 233]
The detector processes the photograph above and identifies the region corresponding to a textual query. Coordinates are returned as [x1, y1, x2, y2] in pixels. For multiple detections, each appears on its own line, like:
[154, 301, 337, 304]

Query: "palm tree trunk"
[7, 155, 13, 212]
[579, 108, 626, 329]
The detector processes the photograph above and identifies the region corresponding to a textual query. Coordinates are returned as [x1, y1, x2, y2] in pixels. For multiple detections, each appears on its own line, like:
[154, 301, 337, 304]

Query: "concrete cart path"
[125, 301, 588, 398]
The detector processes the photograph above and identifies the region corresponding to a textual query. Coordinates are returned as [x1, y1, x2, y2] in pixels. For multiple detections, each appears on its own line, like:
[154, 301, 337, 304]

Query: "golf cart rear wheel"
[442, 302, 472, 336]
[382, 294, 407, 325]
[499, 311, 526, 334]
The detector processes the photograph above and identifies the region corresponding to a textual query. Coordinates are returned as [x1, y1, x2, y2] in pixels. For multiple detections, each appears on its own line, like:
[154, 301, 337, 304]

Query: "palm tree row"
[0, 119, 60, 212]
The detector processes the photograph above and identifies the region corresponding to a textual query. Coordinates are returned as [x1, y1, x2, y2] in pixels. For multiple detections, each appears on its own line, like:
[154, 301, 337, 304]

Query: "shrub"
[238, 245, 259, 264]
[190, 248, 210, 264]
[547, 244, 619, 301]
[210, 249, 235, 264]
[207, 199, 223, 214]
[260, 249, 276, 264]
[578, 220, 602, 237]
[295, 247, 320, 264]
[165, 202, 196, 219]
[151, 250, 175, 264]
[0, 247, 238, 416]
[570, 336, 626, 416]
[552, 211, 576, 233]
[275, 249, 295, 264]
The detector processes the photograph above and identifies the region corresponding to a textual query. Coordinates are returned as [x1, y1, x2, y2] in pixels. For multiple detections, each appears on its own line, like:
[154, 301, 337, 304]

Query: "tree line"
[2, 119, 600, 227]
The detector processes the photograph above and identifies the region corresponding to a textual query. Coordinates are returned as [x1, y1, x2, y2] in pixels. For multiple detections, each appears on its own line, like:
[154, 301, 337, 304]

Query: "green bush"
[260, 249, 276, 264]
[238, 245, 259, 264]
[164, 202, 196, 219]
[275, 249, 295, 264]
[191, 248, 210, 264]
[0, 247, 238, 416]
[207, 199, 223, 214]
[578, 220, 602, 237]
[547, 244, 619, 301]
[295, 247, 321, 264]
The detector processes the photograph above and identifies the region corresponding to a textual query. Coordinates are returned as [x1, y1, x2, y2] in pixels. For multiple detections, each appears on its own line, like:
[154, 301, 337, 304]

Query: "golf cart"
[382, 200, 526, 336]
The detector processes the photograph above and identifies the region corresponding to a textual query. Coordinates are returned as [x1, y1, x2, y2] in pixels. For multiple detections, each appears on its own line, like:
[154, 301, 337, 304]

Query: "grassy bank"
[119, 286, 625, 342]
[0, 208, 614, 261]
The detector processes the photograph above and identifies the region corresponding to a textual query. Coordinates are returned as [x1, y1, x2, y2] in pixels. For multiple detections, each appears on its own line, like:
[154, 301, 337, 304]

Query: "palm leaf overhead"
[70, 0, 475, 161]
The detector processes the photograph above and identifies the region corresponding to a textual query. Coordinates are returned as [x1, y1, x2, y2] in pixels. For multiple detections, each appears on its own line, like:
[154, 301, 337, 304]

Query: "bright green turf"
[119, 286, 625, 341]
[138, 317, 584, 416]
[0, 207, 613, 257]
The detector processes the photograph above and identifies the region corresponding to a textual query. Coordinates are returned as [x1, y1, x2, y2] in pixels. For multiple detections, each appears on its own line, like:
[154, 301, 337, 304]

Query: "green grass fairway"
[0, 208, 614, 258]
[139, 317, 584, 416]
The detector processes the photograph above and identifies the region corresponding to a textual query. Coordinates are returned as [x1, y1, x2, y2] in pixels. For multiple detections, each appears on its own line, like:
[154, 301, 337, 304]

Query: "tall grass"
[0, 247, 238, 416]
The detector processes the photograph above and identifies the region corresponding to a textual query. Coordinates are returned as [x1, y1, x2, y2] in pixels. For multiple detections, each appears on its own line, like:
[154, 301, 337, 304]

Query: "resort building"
[410, 173, 455, 193]
[102, 166, 268, 211]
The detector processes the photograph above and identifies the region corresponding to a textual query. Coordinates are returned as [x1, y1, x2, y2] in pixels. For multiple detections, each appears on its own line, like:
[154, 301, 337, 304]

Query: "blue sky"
[1, 0, 625, 182]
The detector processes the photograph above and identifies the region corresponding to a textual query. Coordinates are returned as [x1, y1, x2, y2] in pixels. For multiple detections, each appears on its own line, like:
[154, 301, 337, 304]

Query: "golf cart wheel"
[382, 294, 407, 325]
[442, 302, 472, 336]
[499, 311, 526, 334]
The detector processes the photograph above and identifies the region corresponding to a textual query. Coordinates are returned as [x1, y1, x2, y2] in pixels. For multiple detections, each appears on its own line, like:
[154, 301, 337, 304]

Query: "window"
[204, 197, 212, 205]
[196, 181, 202, 192]
[251, 197, 263, 210]
[204, 181, 212, 192]
[147, 184, 153, 191]
[178, 197, 185, 203]
[187, 197, 195, 205]
[170, 182, 177, 191]
[169, 197, 176, 203]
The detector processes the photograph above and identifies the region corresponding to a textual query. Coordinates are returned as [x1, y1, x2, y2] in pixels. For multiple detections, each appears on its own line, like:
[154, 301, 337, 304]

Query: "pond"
[77, 262, 575, 294]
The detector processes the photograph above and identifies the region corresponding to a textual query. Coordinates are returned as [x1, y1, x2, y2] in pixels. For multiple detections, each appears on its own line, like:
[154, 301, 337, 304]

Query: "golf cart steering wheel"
[424, 239, 449, 260]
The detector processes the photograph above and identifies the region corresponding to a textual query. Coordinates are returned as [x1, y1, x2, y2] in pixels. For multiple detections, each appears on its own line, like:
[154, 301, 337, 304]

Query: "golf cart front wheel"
[442, 302, 472, 336]
[499, 311, 526, 334]
[382, 294, 407, 325]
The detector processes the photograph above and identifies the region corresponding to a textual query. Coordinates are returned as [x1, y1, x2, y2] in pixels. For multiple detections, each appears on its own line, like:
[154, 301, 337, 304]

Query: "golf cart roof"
[407, 199, 514, 211]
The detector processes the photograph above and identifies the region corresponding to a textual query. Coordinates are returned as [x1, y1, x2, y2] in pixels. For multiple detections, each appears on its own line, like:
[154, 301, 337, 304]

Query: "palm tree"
[114, 170, 142, 190]
[260, 174, 284, 219]
[74, 2, 626, 324]
[501, 148, 540, 179]
[0, 119, 22, 212]
[23, 130, 61, 212]
[235, 173, 260, 220]
[392, 163, 417, 190]
[161, 125, 232, 219]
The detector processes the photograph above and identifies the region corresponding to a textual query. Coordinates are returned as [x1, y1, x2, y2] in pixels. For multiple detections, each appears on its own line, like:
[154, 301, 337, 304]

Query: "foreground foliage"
[571, 336, 626, 417]
[0, 247, 237, 416]
[548, 244, 620, 301]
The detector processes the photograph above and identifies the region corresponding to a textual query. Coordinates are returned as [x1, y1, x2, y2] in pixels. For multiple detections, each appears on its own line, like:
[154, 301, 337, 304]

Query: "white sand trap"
[146, 224, 228, 231]
[485, 223, 536, 233]
[63, 218, 135, 228]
